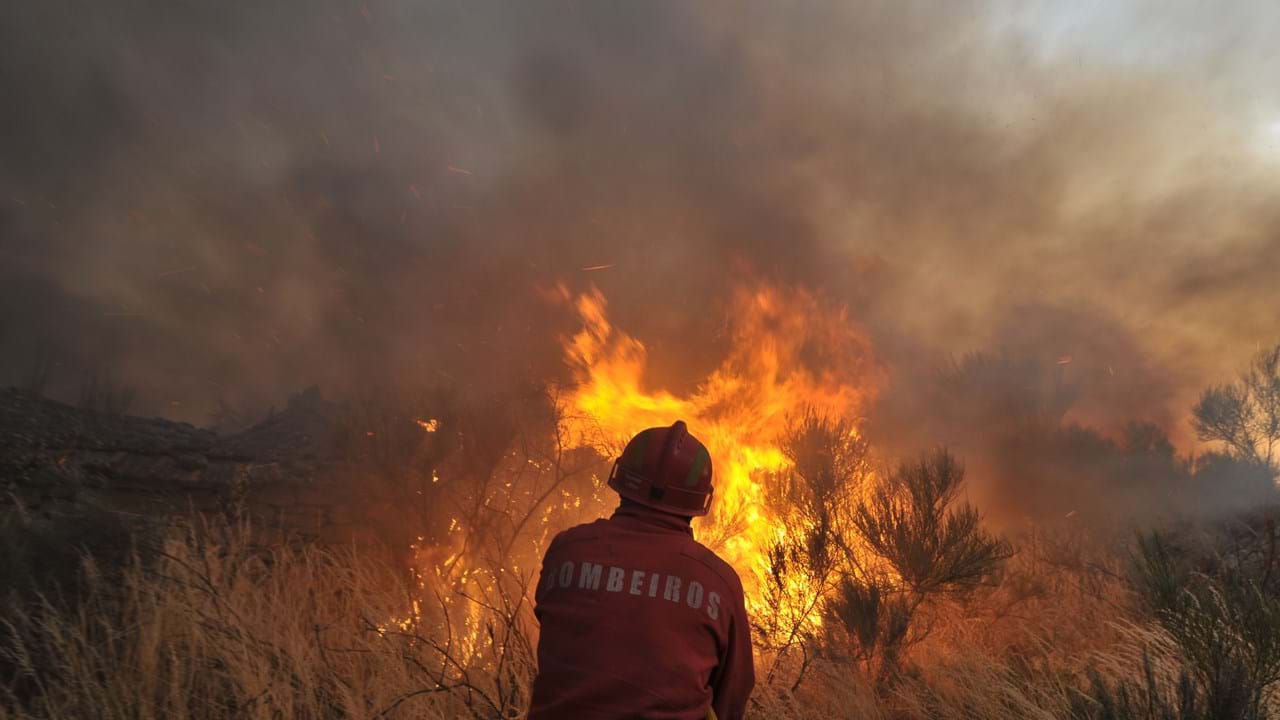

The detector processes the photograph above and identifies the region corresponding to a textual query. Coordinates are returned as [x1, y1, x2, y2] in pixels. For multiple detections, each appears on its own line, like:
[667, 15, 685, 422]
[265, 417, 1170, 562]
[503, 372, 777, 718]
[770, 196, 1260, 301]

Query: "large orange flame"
[392, 282, 881, 655]
[560, 282, 882, 582]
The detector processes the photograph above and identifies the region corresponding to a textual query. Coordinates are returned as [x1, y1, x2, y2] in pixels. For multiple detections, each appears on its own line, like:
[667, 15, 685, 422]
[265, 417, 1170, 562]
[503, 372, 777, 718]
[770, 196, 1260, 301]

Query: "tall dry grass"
[0, 512, 1162, 712]
[0, 518, 535, 720]
[0, 514, 1225, 720]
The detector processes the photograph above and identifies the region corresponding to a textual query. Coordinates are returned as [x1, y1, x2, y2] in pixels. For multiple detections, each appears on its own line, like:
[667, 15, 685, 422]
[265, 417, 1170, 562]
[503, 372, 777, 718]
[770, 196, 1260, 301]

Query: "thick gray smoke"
[2, 0, 1278, 473]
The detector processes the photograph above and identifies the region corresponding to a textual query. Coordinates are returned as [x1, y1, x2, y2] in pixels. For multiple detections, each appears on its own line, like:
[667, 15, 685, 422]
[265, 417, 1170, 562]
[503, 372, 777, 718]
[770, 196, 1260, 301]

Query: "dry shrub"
[755, 414, 1014, 692]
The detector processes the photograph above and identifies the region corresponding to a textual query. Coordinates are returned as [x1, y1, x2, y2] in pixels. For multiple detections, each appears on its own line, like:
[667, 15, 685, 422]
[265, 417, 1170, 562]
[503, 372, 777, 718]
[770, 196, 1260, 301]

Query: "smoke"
[1, 0, 1278, 466]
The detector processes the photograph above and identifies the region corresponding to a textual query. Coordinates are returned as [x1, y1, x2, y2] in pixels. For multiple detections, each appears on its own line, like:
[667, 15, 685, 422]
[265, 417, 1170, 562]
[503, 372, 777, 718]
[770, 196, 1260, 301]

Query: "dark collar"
[610, 503, 695, 536]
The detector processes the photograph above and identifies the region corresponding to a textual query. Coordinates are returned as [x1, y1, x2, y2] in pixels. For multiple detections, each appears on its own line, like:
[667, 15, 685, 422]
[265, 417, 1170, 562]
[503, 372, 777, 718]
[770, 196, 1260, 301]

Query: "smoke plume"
[2, 0, 1278, 475]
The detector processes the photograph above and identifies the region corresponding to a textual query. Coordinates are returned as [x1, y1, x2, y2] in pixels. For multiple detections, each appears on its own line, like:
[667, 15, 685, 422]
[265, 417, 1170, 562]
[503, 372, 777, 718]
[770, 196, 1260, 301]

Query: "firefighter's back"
[528, 504, 745, 720]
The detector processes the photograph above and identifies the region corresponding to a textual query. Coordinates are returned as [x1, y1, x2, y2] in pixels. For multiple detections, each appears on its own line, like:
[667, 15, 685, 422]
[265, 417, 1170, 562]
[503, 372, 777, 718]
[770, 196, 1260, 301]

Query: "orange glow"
[390, 282, 881, 653]
[559, 282, 882, 614]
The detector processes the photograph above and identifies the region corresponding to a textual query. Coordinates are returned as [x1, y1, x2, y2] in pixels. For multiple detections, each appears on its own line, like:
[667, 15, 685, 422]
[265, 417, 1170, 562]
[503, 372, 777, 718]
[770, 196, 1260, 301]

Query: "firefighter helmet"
[608, 420, 714, 517]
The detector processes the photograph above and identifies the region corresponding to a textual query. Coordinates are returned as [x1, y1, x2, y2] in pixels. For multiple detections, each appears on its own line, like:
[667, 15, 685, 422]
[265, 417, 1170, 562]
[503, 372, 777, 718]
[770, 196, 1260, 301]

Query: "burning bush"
[752, 413, 1012, 693]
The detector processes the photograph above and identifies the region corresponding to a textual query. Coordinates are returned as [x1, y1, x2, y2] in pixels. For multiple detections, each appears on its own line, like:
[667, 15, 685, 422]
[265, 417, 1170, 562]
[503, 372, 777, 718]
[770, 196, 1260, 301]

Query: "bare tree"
[1192, 343, 1280, 473]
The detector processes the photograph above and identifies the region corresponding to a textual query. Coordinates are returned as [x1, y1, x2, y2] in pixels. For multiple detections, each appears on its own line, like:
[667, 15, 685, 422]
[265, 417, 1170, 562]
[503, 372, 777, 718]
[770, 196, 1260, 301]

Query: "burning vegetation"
[3, 281, 1280, 718]
[4, 0, 1280, 717]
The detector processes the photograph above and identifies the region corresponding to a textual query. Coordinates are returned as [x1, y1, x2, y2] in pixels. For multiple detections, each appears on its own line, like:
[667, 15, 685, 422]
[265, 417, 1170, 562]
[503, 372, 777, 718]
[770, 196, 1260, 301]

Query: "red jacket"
[528, 504, 755, 720]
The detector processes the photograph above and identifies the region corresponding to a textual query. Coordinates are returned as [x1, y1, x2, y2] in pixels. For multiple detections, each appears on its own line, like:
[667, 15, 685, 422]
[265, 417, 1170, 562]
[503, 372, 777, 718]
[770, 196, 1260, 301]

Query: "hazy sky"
[1, 0, 1277, 438]
[1016, 0, 1280, 150]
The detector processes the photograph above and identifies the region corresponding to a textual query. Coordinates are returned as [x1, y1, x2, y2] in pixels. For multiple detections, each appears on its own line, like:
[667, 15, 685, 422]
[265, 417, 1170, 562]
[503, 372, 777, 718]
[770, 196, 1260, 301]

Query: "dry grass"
[0, 519, 534, 720]
[3, 514, 1276, 719]
[749, 621, 1192, 719]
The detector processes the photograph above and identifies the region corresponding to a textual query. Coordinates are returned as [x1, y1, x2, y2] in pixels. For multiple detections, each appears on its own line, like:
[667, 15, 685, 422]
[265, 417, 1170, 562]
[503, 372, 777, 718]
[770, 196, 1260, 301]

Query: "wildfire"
[559, 283, 882, 594]
[395, 282, 879, 652]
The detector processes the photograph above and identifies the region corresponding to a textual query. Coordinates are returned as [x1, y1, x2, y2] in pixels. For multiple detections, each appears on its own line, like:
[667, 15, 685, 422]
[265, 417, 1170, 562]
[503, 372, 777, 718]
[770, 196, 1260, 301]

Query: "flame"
[388, 282, 880, 662]
[560, 283, 881, 601]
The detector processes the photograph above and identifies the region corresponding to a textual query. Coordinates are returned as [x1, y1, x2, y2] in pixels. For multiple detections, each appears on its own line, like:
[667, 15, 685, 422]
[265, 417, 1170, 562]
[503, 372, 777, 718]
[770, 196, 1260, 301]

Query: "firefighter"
[528, 420, 755, 720]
